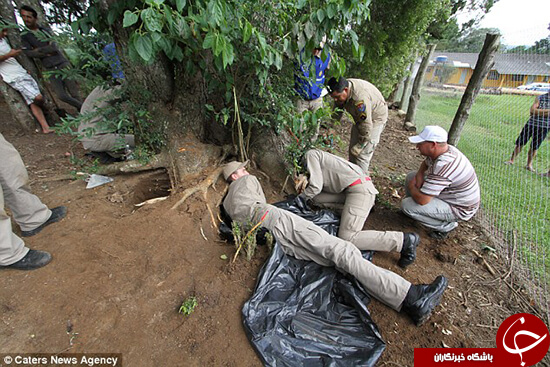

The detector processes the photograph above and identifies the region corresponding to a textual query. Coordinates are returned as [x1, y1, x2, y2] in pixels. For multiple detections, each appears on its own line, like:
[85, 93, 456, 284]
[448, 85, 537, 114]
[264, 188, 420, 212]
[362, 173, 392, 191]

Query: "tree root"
[171, 167, 224, 211]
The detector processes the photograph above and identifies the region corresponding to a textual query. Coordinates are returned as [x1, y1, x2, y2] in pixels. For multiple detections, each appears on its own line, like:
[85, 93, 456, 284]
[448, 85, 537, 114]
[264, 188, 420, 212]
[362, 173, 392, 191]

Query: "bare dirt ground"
[1, 101, 547, 367]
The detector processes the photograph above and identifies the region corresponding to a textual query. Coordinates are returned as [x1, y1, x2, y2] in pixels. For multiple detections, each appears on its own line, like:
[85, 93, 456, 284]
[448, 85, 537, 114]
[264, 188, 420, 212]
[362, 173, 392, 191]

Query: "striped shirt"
[421, 145, 480, 220]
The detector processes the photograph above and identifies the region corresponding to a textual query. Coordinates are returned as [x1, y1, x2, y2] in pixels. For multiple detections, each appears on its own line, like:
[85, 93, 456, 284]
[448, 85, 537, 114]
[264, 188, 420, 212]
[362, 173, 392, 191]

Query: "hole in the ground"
[132, 170, 171, 205]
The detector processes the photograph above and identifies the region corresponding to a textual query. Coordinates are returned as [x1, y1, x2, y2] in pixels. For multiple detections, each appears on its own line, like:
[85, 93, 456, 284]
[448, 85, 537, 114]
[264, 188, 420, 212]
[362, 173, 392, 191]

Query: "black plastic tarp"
[240, 199, 386, 367]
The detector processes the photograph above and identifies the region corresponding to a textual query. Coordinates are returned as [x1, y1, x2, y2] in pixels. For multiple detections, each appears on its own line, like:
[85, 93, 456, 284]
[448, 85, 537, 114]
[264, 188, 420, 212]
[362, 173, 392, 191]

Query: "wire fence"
[415, 43, 550, 323]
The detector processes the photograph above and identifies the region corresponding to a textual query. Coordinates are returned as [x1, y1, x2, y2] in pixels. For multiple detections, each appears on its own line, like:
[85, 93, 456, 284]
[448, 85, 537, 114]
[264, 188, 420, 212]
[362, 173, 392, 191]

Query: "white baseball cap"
[408, 125, 448, 143]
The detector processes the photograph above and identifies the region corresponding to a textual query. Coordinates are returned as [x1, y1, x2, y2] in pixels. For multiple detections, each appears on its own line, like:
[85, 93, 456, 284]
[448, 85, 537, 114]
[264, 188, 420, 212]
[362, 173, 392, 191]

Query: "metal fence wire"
[415, 42, 550, 324]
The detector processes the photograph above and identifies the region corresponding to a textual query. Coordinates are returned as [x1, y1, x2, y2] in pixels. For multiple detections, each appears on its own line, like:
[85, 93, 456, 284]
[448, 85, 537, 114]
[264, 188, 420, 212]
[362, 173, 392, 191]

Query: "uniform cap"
[223, 160, 249, 181]
[408, 126, 448, 143]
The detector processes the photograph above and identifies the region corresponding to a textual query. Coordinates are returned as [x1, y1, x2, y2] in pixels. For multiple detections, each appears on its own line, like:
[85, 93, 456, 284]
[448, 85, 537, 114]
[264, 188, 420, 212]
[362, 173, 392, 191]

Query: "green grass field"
[416, 89, 550, 277]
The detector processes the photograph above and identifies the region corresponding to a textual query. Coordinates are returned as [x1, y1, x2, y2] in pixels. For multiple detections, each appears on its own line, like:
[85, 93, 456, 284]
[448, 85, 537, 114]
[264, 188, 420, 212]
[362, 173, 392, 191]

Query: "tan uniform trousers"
[81, 133, 135, 158]
[349, 109, 387, 174]
[0, 133, 50, 265]
[261, 205, 410, 310]
[312, 180, 404, 253]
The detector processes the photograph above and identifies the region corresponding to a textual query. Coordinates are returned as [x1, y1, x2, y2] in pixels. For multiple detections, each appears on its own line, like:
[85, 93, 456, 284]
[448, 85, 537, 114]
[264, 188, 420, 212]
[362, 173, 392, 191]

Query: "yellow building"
[426, 52, 550, 88]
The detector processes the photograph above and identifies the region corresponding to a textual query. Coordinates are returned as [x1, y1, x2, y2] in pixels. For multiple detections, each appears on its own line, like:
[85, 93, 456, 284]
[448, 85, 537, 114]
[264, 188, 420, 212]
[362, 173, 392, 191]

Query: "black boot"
[398, 232, 420, 268]
[401, 275, 448, 326]
[3, 250, 52, 270]
[21, 206, 67, 237]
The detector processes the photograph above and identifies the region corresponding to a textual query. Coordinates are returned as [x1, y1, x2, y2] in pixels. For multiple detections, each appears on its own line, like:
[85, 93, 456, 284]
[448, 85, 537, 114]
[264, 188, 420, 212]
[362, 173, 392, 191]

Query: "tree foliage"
[337, 0, 449, 97]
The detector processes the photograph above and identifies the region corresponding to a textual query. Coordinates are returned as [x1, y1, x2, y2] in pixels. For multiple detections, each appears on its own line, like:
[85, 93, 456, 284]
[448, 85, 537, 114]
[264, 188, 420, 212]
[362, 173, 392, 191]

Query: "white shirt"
[0, 38, 28, 83]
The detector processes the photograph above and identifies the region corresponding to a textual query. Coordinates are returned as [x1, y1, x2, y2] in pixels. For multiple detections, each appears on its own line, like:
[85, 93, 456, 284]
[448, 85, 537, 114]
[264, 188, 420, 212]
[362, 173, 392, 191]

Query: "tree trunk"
[405, 44, 435, 125]
[397, 49, 418, 111]
[448, 34, 500, 146]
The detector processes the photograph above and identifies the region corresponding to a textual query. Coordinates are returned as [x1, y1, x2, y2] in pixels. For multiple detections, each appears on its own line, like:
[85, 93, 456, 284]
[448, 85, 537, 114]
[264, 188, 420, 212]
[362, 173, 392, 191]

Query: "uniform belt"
[349, 177, 371, 187]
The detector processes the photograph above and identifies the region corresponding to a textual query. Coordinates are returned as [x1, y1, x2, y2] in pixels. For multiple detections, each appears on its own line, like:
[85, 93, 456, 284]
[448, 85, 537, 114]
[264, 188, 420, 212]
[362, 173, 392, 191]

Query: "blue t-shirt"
[294, 49, 330, 100]
[528, 92, 550, 128]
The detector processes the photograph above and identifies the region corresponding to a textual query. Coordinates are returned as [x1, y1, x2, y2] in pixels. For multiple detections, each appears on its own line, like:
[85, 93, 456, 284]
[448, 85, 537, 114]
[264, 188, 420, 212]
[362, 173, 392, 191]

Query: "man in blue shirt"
[506, 91, 550, 171]
[294, 45, 331, 114]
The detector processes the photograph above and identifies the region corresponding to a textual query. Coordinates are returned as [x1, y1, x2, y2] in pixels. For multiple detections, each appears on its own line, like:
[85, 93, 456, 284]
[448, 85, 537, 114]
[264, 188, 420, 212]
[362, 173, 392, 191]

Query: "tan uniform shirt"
[342, 79, 387, 145]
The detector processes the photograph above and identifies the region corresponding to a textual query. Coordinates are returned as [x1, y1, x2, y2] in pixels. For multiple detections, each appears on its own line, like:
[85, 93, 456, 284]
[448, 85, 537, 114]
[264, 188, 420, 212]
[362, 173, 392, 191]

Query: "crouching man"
[401, 126, 480, 239]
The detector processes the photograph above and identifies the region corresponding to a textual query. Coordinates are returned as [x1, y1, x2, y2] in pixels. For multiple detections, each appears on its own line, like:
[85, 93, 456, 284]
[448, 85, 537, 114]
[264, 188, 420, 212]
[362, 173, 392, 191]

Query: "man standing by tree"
[0, 26, 52, 133]
[401, 126, 480, 239]
[326, 76, 388, 174]
[19, 5, 82, 111]
[505, 90, 550, 172]
[294, 42, 331, 114]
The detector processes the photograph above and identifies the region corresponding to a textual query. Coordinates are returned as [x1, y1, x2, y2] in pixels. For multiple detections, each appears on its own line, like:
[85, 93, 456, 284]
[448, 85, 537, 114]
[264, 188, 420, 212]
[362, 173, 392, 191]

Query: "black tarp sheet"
[237, 199, 386, 367]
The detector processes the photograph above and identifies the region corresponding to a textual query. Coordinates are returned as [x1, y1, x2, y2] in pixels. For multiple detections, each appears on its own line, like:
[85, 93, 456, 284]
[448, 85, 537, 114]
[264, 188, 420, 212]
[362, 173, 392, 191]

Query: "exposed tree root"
[171, 167, 224, 211]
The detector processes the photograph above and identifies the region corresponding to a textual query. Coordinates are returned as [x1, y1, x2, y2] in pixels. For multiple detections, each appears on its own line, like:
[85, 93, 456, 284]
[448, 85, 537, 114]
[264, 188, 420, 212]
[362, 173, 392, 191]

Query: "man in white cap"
[222, 160, 448, 326]
[401, 126, 480, 239]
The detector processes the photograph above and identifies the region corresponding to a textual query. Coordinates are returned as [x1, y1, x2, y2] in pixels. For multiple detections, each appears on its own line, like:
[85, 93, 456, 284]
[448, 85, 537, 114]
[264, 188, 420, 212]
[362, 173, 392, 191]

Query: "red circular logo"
[496, 313, 550, 366]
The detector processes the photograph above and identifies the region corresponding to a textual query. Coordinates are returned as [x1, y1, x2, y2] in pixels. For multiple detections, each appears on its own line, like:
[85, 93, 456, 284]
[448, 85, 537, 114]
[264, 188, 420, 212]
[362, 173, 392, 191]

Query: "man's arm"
[0, 48, 21, 62]
[350, 99, 373, 157]
[407, 175, 434, 205]
[303, 150, 324, 199]
[415, 160, 428, 188]
[21, 32, 58, 58]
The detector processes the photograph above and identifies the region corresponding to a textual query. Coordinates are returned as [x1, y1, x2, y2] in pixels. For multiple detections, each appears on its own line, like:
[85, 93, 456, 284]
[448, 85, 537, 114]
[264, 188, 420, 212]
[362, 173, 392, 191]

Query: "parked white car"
[517, 82, 550, 92]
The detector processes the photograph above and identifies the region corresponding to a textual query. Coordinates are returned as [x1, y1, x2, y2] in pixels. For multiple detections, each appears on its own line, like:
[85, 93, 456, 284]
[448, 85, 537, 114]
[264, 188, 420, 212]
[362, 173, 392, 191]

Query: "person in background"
[0, 26, 52, 133]
[505, 90, 550, 172]
[20, 5, 82, 110]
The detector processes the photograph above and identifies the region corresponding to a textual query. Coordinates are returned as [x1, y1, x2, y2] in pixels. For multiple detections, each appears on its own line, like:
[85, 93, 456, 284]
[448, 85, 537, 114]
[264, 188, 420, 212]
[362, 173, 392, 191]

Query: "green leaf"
[151, 32, 162, 43]
[316, 9, 325, 23]
[176, 0, 186, 12]
[142, 8, 163, 33]
[173, 45, 184, 62]
[203, 32, 215, 49]
[174, 14, 190, 39]
[220, 254, 228, 260]
[213, 34, 224, 57]
[222, 43, 234, 69]
[274, 52, 282, 70]
[123, 10, 139, 28]
[304, 21, 314, 39]
[326, 4, 336, 19]
[135, 34, 154, 62]
[243, 21, 252, 43]
[256, 31, 267, 52]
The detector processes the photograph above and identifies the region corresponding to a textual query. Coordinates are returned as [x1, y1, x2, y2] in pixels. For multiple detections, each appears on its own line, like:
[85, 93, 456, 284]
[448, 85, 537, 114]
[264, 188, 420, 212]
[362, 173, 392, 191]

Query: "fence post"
[448, 33, 500, 145]
[405, 44, 436, 126]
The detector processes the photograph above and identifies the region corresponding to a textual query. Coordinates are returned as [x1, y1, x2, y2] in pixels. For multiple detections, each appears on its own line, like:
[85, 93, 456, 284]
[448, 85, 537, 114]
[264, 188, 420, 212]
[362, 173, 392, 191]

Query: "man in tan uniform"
[222, 160, 447, 326]
[297, 149, 419, 268]
[78, 85, 135, 158]
[327, 76, 388, 174]
[0, 133, 66, 270]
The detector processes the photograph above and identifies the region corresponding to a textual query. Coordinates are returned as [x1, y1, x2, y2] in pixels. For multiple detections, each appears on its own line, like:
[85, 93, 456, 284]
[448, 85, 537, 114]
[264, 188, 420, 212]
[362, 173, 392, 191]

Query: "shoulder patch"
[356, 101, 366, 113]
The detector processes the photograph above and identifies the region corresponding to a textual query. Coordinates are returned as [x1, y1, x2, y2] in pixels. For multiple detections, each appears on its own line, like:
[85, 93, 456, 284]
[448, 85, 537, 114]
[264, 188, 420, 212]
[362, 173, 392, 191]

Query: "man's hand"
[350, 143, 364, 157]
[294, 174, 308, 194]
[8, 49, 22, 58]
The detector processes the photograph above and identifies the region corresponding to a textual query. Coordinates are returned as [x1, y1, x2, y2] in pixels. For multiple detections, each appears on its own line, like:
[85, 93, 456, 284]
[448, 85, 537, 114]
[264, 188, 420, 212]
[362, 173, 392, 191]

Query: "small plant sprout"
[179, 296, 198, 316]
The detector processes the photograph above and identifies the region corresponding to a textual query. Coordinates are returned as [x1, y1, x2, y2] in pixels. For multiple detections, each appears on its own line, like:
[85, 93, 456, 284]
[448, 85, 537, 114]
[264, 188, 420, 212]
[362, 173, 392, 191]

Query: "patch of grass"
[416, 90, 550, 278]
